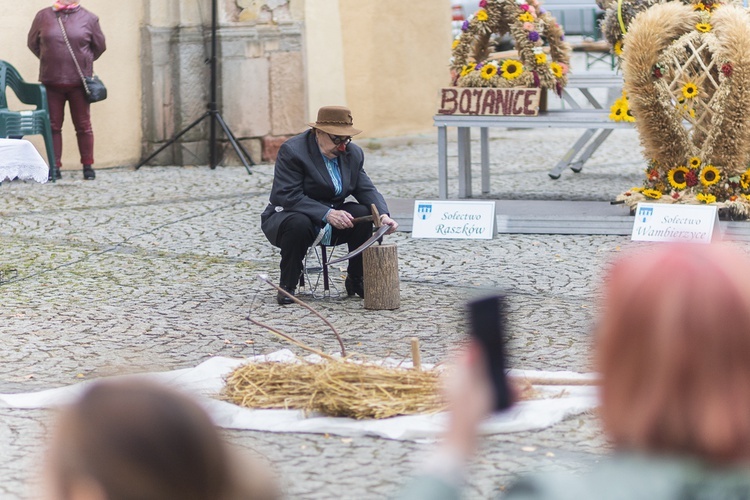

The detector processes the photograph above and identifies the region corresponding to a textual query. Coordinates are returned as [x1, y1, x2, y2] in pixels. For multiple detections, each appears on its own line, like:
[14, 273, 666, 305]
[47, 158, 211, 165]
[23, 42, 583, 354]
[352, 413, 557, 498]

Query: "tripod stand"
[135, 0, 254, 173]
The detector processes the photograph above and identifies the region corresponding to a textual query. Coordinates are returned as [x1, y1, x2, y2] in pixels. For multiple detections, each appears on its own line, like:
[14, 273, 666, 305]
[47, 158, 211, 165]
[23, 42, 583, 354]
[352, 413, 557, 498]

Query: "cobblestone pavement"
[2, 113, 746, 499]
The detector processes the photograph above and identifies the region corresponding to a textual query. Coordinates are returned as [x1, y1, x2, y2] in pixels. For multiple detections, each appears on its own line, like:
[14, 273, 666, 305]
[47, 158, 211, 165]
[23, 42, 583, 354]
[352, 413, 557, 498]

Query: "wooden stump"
[363, 244, 400, 310]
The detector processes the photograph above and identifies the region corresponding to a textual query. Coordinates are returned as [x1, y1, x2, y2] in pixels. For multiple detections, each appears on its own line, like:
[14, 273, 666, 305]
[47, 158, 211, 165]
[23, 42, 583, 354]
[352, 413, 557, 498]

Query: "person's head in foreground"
[44, 379, 279, 500]
[597, 242, 750, 463]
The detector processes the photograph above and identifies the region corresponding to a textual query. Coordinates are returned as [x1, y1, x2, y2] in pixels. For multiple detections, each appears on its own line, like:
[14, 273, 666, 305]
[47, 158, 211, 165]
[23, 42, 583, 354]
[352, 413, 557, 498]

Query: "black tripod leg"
[135, 112, 210, 169]
[214, 112, 254, 175]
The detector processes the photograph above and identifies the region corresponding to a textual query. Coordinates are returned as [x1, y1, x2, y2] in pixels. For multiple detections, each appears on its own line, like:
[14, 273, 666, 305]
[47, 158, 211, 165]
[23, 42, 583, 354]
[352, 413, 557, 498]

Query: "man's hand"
[380, 214, 399, 235]
[326, 209, 354, 229]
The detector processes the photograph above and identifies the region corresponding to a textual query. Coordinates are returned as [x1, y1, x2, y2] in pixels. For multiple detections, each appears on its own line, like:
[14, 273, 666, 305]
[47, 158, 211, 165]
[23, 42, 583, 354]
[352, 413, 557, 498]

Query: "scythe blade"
[326, 224, 390, 266]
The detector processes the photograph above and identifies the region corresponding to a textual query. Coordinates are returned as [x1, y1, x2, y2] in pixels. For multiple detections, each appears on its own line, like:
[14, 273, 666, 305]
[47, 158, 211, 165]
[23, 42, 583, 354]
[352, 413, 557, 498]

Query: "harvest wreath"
[450, 0, 571, 94]
[615, 1, 750, 217]
[599, 0, 711, 124]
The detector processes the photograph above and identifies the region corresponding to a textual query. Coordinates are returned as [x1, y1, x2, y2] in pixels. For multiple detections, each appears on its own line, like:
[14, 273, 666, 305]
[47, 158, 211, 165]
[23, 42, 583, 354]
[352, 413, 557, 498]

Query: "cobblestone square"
[1, 121, 737, 498]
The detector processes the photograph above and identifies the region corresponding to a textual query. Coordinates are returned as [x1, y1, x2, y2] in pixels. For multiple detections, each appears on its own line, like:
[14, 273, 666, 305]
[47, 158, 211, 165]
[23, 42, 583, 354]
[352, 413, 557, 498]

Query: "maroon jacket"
[27, 6, 106, 86]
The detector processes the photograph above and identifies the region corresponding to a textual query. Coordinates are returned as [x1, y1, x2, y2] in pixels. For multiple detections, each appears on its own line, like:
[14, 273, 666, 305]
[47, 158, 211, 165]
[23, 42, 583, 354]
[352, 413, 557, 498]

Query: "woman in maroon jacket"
[28, 0, 106, 180]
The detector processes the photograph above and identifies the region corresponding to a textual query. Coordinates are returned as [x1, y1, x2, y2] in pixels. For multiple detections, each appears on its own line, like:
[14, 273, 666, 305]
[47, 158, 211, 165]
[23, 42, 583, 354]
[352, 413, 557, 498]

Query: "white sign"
[631, 203, 720, 243]
[412, 200, 495, 239]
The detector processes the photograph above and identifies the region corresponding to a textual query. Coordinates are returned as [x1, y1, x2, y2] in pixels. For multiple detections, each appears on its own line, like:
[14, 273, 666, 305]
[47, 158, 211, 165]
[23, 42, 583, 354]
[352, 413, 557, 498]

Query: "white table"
[0, 138, 49, 183]
[434, 74, 631, 199]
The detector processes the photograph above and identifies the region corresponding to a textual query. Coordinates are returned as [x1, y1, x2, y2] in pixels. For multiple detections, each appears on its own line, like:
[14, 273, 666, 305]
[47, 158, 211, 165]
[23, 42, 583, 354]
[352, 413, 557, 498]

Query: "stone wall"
[140, 0, 305, 166]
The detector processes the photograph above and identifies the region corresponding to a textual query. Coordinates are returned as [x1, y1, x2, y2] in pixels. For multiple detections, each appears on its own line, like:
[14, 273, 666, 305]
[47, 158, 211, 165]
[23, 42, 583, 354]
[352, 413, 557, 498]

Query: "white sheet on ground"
[0, 350, 599, 442]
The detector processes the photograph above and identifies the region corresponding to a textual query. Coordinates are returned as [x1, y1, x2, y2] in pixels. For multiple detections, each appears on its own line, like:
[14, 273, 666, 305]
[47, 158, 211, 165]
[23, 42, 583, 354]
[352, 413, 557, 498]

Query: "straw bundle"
[223, 360, 447, 420]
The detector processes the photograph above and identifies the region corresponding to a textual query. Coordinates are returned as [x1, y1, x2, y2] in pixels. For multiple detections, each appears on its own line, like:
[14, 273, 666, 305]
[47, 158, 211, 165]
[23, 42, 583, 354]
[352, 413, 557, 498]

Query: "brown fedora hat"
[307, 106, 362, 136]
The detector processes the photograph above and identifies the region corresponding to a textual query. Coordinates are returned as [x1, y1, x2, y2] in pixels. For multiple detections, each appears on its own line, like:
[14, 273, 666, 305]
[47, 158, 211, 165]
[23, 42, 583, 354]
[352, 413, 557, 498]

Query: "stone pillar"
[141, 25, 209, 165]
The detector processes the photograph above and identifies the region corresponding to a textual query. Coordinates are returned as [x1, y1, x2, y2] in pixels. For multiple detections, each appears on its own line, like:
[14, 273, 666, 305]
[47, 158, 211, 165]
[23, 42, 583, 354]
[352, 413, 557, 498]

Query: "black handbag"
[84, 75, 107, 103]
[58, 15, 107, 103]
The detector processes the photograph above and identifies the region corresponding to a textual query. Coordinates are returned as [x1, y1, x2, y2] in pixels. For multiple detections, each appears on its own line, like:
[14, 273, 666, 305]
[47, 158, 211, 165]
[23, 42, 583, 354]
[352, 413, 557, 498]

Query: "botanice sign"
[437, 87, 541, 116]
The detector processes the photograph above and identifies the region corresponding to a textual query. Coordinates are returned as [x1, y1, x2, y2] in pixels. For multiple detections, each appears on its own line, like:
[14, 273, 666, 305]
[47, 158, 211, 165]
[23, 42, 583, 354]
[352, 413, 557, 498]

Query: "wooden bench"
[434, 74, 631, 199]
[573, 40, 617, 71]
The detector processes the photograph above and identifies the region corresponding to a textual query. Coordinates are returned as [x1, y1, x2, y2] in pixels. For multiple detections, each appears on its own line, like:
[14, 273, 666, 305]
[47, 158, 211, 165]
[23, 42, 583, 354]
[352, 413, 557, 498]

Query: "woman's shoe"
[344, 276, 365, 298]
[83, 164, 96, 180]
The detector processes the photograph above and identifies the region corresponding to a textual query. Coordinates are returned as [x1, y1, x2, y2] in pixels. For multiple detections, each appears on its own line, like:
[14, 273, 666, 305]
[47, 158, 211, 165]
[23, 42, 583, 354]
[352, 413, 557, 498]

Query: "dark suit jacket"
[261, 129, 389, 246]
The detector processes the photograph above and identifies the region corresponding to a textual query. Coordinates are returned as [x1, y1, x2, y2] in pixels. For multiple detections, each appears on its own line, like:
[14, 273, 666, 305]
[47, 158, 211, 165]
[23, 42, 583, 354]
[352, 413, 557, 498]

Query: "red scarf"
[52, 2, 80, 12]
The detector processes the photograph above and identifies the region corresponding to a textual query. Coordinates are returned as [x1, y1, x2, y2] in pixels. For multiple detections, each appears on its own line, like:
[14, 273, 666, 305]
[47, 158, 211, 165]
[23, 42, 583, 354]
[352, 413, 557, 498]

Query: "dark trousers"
[46, 84, 94, 168]
[276, 202, 372, 290]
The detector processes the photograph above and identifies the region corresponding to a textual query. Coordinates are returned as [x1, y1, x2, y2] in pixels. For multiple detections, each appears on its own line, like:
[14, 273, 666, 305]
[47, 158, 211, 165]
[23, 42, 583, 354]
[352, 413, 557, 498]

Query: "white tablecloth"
[0, 138, 49, 183]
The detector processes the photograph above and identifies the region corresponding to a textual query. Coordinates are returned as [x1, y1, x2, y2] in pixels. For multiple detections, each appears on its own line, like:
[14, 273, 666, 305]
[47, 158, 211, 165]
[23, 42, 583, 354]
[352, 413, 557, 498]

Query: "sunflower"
[460, 63, 476, 77]
[694, 2, 706, 9]
[452, 39, 460, 50]
[609, 102, 625, 121]
[518, 12, 534, 23]
[741, 169, 750, 189]
[668, 166, 689, 190]
[696, 23, 712, 33]
[696, 193, 717, 204]
[480, 64, 498, 80]
[643, 189, 663, 199]
[501, 59, 524, 80]
[689, 156, 701, 169]
[535, 53, 547, 65]
[613, 40, 623, 56]
[476, 9, 489, 21]
[550, 62, 563, 78]
[682, 82, 699, 99]
[700, 165, 720, 186]
[617, 98, 634, 122]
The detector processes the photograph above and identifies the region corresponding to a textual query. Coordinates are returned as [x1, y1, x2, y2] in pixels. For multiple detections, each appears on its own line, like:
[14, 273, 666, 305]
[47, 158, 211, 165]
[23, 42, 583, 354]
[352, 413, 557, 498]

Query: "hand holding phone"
[467, 294, 513, 411]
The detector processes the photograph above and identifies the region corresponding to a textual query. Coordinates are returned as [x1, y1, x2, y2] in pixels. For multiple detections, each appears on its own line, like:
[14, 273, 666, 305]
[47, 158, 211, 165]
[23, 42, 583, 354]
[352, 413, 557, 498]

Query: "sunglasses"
[328, 134, 352, 146]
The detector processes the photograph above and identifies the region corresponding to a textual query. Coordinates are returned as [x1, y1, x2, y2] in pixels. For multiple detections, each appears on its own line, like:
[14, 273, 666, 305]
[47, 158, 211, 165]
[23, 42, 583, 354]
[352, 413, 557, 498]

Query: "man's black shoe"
[276, 286, 295, 305]
[345, 276, 364, 298]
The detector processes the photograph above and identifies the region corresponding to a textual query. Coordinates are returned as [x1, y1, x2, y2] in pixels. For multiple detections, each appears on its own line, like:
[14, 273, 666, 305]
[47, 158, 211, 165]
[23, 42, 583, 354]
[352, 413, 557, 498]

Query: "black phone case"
[468, 295, 512, 411]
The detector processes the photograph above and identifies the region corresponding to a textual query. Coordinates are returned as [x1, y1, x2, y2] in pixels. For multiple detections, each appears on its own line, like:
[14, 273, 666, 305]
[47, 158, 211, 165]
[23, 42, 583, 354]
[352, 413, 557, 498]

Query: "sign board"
[437, 87, 540, 116]
[631, 203, 720, 243]
[412, 200, 496, 239]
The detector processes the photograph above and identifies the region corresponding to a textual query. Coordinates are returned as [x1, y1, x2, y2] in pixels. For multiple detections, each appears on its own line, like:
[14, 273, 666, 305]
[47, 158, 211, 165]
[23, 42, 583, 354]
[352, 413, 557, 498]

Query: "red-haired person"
[401, 243, 750, 499]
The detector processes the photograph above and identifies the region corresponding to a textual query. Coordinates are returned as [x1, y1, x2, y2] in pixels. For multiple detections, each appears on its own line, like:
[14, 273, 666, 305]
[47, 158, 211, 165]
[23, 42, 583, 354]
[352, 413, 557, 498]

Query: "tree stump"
[363, 244, 400, 310]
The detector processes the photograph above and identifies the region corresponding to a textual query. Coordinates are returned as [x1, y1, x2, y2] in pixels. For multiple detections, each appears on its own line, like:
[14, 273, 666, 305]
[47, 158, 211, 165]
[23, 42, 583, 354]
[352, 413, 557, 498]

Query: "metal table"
[434, 74, 632, 199]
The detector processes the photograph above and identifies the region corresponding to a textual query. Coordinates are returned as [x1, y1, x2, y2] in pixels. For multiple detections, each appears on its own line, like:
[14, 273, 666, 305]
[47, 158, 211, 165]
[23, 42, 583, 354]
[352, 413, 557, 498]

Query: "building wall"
[338, 0, 452, 138]
[3, 0, 452, 168]
[302, 0, 453, 138]
[141, 0, 307, 165]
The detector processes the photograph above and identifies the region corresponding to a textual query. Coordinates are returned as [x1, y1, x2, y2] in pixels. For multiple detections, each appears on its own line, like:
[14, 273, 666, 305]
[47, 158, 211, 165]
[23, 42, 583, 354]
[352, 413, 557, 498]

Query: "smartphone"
[467, 294, 513, 411]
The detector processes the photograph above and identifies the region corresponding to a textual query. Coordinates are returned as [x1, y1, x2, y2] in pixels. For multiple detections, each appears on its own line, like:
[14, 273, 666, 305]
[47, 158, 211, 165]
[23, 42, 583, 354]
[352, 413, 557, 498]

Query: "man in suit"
[261, 106, 398, 305]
